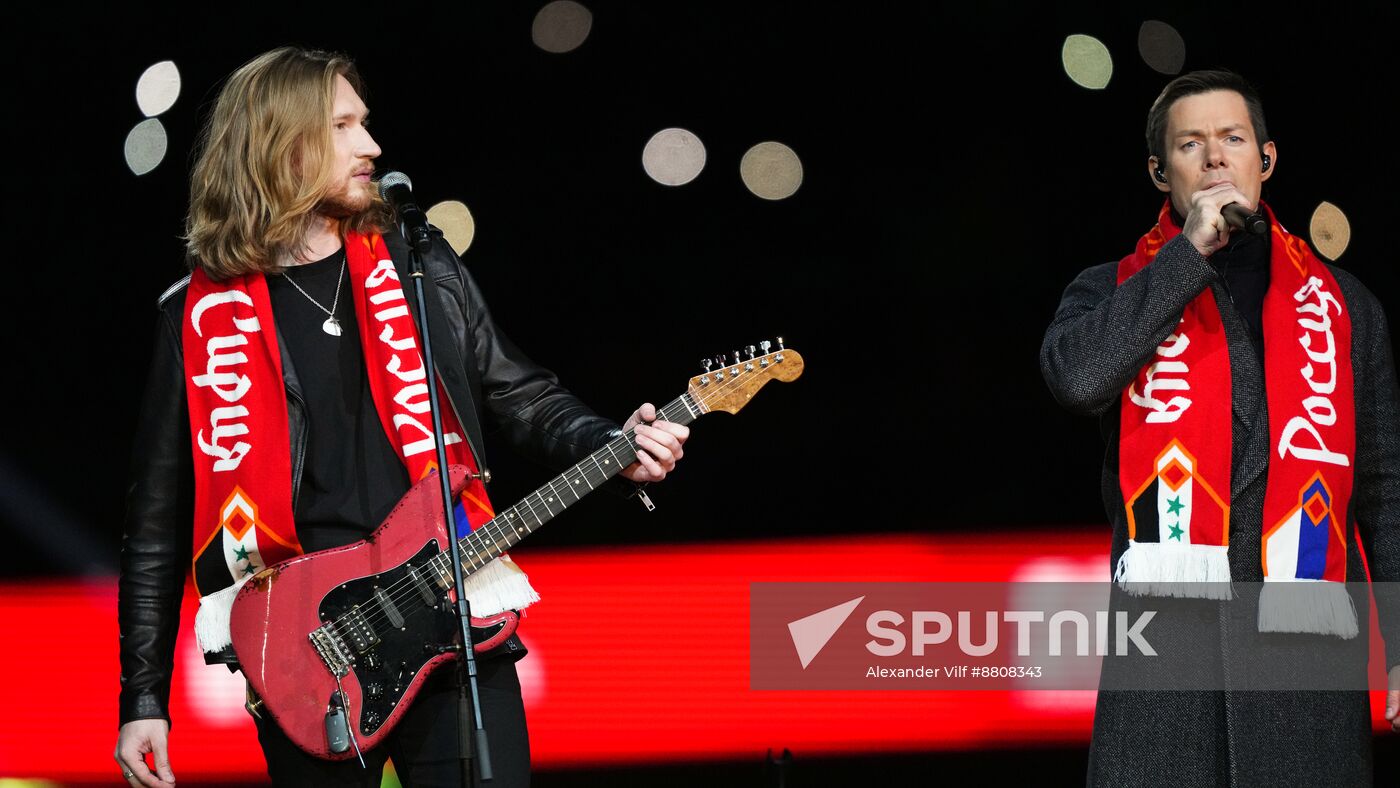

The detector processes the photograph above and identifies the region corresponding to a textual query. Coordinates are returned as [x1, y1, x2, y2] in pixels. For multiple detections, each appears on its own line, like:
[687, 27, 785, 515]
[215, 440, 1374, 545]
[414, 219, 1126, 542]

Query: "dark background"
[5, 0, 1397, 783]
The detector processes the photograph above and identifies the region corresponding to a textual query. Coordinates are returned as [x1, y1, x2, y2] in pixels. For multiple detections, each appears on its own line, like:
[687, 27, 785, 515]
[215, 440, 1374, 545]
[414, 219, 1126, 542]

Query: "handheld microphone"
[1222, 203, 1267, 235]
[378, 171, 433, 254]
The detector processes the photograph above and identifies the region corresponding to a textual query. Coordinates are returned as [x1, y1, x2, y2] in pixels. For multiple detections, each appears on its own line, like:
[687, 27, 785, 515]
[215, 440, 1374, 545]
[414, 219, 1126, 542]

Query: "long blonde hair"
[184, 47, 391, 279]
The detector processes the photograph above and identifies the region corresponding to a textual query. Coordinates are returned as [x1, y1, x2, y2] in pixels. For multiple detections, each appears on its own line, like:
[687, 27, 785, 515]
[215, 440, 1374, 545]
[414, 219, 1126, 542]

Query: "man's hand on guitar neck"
[115, 718, 175, 786]
[619, 402, 690, 483]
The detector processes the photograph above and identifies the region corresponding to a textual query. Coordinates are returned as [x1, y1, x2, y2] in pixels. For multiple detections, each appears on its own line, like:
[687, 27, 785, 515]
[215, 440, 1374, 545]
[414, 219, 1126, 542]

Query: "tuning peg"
[701, 358, 713, 372]
[776, 336, 785, 351]
[775, 336, 786, 363]
[713, 354, 726, 369]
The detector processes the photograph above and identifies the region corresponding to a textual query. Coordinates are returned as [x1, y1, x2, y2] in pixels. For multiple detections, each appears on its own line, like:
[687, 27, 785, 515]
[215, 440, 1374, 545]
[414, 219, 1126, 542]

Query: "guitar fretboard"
[425, 392, 701, 583]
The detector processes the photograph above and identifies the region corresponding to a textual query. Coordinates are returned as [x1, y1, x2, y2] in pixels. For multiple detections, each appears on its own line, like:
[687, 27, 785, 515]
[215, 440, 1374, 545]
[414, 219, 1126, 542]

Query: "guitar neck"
[425, 344, 804, 586]
[441, 392, 700, 575]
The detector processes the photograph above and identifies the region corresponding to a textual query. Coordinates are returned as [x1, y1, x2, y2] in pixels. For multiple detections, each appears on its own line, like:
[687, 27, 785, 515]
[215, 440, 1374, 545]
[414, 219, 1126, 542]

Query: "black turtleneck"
[1171, 206, 1271, 368]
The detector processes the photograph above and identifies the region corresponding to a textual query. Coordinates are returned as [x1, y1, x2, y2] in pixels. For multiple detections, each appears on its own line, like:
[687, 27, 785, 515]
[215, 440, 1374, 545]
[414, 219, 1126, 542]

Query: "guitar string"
[342, 376, 728, 637]
[461, 354, 791, 559]
[332, 369, 747, 638]
[343, 396, 691, 635]
[433, 356, 775, 568]
[449, 352, 792, 572]
[334, 354, 788, 638]
[327, 353, 790, 640]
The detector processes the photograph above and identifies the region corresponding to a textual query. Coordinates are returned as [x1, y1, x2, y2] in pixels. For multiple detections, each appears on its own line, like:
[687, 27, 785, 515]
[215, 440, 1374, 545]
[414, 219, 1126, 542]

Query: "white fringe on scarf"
[1258, 579, 1359, 639]
[195, 574, 253, 654]
[1114, 541, 1233, 600]
[457, 555, 541, 618]
[193, 556, 540, 656]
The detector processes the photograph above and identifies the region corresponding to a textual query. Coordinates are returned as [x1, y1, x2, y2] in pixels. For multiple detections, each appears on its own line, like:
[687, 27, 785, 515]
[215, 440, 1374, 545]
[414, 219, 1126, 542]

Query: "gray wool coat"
[1041, 231, 1400, 787]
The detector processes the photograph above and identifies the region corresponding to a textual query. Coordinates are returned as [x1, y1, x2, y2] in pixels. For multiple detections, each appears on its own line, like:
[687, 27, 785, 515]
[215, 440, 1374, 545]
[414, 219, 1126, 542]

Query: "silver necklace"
[282, 251, 347, 337]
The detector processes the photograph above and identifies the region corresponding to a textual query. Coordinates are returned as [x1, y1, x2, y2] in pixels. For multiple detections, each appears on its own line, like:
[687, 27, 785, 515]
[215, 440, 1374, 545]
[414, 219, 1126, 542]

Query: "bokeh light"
[135, 60, 181, 117]
[642, 128, 706, 186]
[1309, 201, 1351, 260]
[426, 200, 478, 255]
[532, 0, 593, 54]
[124, 118, 168, 175]
[1061, 34, 1113, 90]
[1138, 21, 1186, 75]
[740, 141, 804, 200]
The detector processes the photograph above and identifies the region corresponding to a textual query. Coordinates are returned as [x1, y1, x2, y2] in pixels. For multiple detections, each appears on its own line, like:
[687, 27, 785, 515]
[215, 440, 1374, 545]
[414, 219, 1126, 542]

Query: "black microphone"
[378, 171, 433, 254]
[1222, 203, 1267, 235]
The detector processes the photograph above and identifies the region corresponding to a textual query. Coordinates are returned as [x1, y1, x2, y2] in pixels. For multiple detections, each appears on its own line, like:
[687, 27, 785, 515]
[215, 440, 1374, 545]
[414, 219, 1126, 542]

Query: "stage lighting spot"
[642, 128, 706, 186]
[135, 60, 181, 117]
[181, 631, 248, 726]
[124, 118, 167, 175]
[1138, 21, 1186, 75]
[516, 636, 546, 706]
[1062, 34, 1113, 89]
[740, 141, 803, 200]
[1309, 201, 1351, 260]
[533, 0, 593, 54]
[426, 200, 477, 255]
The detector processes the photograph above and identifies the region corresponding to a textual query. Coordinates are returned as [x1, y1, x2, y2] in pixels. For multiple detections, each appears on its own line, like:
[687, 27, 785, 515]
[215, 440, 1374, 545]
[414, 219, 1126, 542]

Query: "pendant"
[322, 316, 342, 337]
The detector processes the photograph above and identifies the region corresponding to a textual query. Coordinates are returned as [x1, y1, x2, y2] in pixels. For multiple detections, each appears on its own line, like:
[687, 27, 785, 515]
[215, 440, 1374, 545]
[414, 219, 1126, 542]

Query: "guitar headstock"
[687, 337, 803, 415]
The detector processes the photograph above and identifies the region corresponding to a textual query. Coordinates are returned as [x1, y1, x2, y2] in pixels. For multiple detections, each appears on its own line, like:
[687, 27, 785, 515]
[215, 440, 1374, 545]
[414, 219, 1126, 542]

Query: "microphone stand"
[404, 230, 492, 786]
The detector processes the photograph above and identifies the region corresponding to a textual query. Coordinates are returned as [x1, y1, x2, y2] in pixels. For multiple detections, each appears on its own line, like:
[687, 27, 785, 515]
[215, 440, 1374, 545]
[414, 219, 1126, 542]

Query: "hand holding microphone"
[1222, 203, 1267, 235]
[1181, 182, 1264, 257]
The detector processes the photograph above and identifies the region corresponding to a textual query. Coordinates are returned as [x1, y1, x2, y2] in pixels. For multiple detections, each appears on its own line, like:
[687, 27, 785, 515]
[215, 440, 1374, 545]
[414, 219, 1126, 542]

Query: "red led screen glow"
[1, 532, 1391, 781]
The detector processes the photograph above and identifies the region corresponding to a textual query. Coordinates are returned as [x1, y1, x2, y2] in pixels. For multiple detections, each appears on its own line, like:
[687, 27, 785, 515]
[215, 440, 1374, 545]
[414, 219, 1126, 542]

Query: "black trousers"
[254, 657, 530, 787]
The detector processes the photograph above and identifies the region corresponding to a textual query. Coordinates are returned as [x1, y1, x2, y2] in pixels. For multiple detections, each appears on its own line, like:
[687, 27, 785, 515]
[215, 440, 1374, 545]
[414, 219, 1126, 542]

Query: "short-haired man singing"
[1042, 69, 1399, 786]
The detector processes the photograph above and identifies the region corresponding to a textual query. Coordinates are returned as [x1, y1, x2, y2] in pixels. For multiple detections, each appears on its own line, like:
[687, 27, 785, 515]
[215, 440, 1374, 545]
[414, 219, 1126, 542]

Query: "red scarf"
[183, 232, 534, 651]
[1114, 201, 1357, 636]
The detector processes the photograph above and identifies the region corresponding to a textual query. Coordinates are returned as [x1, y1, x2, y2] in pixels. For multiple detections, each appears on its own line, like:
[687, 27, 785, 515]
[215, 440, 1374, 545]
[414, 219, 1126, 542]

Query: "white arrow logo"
[787, 596, 864, 669]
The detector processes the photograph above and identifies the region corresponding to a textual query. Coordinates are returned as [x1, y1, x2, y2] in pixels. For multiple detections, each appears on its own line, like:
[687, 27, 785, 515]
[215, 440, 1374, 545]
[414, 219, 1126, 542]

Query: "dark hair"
[1145, 69, 1269, 162]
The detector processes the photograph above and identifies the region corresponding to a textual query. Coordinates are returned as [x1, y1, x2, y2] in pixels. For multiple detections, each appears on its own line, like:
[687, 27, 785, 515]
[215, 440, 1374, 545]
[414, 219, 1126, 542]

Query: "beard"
[315, 177, 375, 219]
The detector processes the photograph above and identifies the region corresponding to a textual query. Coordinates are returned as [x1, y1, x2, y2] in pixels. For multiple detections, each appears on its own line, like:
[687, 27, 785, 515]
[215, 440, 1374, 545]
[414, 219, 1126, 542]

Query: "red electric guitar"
[228, 341, 803, 759]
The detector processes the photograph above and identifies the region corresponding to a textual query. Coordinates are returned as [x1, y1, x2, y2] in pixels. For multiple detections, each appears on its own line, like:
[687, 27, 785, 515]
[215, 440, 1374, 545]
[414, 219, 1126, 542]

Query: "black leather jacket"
[118, 228, 623, 725]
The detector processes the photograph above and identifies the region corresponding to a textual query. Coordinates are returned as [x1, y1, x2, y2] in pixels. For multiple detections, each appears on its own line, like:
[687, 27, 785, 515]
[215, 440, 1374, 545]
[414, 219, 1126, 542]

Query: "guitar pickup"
[339, 605, 380, 654]
[373, 587, 404, 628]
[407, 566, 438, 607]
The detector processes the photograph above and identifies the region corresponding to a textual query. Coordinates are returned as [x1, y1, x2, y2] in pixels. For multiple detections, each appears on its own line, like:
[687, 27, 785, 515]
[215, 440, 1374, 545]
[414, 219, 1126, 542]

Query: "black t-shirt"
[266, 246, 410, 553]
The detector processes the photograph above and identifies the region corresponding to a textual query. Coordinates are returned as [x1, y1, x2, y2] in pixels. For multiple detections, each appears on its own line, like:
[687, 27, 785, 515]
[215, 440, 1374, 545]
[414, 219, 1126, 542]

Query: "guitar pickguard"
[313, 540, 473, 736]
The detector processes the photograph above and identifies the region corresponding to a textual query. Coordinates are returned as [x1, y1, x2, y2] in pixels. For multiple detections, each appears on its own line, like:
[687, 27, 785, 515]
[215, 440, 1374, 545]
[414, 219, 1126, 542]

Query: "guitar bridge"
[309, 623, 353, 678]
